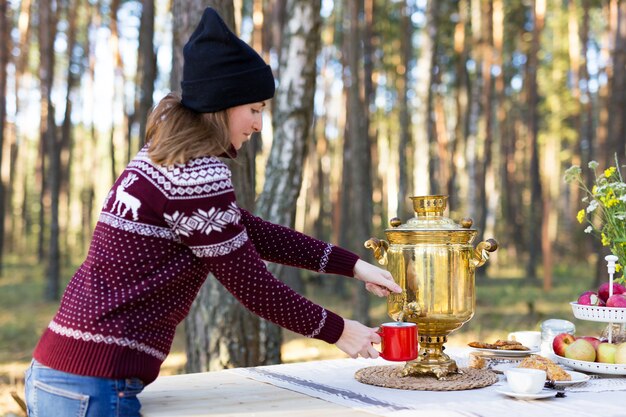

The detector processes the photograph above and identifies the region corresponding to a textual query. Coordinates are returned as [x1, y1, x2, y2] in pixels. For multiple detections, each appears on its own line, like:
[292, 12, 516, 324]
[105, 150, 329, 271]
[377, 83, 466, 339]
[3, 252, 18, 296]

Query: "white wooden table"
[139, 350, 626, 417]
[139, 368, 373, 416]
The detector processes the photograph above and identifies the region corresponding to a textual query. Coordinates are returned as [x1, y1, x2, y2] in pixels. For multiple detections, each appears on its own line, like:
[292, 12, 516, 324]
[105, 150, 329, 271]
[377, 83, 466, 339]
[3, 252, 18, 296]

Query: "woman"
[25, 8, 400, 416]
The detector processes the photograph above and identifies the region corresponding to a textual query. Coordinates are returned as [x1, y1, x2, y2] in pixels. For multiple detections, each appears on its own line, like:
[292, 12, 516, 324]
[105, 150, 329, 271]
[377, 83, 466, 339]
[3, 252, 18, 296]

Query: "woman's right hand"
[353, 259, 402, 297]
[335, 318, 381, 359]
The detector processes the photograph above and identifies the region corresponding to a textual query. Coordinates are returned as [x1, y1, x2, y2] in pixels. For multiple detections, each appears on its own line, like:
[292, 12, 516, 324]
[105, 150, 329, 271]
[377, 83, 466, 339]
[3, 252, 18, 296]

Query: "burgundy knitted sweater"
[33, 146, 359, 384]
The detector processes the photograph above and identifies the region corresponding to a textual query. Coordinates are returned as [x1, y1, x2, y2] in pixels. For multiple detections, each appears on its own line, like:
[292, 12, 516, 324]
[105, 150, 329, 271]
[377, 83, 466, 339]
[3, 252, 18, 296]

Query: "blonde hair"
[146, 92, 232, 166]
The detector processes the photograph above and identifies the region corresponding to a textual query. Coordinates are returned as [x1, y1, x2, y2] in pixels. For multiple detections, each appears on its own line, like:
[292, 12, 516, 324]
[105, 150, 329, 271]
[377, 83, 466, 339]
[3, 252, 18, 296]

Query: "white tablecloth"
[232, 348, 626, 417]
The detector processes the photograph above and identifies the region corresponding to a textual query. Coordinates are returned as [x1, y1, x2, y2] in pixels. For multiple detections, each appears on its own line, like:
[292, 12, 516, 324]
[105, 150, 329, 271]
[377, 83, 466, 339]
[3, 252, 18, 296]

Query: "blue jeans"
[24, 360, 144, 417]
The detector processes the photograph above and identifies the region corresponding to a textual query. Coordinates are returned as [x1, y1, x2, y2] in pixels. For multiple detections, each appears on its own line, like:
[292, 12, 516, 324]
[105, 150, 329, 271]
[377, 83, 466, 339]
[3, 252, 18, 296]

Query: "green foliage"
[565, 160, 626, 282]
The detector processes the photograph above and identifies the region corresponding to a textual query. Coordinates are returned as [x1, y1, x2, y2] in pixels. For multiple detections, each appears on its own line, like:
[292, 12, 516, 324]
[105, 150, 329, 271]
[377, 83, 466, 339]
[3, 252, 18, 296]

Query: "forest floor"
[0, 259, 602, 416]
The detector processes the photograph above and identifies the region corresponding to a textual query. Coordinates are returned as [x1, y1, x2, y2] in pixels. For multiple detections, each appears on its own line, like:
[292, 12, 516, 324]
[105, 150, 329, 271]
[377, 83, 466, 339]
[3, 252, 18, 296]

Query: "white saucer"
[496, 389, 555, 400]
[555, 370, 591, 386]
[492, 367, 591, 386]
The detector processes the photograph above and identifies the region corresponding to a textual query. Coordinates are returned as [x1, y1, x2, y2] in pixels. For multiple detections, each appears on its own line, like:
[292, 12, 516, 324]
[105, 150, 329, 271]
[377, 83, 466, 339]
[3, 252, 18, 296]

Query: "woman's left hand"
[353, 259, 402, 297]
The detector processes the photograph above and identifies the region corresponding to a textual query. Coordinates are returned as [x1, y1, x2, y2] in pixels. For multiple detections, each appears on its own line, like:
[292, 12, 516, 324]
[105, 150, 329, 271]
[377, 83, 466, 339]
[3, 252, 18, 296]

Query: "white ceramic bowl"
[504, 368, 546, 394]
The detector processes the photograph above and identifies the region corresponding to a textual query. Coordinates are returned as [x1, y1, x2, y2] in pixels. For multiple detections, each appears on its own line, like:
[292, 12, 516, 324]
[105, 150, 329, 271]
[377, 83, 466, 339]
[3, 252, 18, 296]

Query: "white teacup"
[508, 331, 541, 349]
[505, 368, 546, 394]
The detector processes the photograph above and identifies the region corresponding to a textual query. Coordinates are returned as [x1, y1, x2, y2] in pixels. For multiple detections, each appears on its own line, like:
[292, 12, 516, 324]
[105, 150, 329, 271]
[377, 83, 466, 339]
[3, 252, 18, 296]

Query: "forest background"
[1, 0, 626, 414]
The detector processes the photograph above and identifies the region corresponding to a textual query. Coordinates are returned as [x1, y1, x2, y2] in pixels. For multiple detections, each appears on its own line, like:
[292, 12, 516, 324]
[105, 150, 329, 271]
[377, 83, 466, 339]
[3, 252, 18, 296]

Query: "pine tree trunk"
[39, 0, 60, 299]
[171, 0, 216, 92]
[525, 0, 545, 283]
[426, 1, 439, 195]
[256, 0, 323, 362]
[60, 0, 81, 267]
[606, 1, 626, 159]
[413, 0, 435, 196]
[475, 0, 494, 282]
[178, 1, 265, 372]
[397, 2, 413, 221]
[135, 0, 156, 148]
[450, 0, 470, 211]
[0, 0, 9, 274]
[8, 0, 32, 255]
[342, 0, 372, 324]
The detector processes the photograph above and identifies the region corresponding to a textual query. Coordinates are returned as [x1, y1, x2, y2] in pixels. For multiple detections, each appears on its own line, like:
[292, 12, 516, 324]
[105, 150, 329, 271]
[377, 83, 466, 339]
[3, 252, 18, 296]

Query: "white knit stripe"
[99, 212, 177, 241]
[318, 244, 333, 273]
[306, 309, 327, 338]
[191, 230, 248, 257]
[48, 321, 167, 361]
[127, 155, 235, 199]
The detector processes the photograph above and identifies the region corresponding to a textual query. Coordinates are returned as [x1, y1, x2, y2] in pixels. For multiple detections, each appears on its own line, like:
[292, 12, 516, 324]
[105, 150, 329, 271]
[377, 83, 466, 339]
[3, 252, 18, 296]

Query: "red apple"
[564, 339, 597, 362]
[598, 282, 626, 302]
[577, 291, 601, 305]
[578, 336, 602, 350]
[606, 294, 626, 308]
[553, 333, 576, 357]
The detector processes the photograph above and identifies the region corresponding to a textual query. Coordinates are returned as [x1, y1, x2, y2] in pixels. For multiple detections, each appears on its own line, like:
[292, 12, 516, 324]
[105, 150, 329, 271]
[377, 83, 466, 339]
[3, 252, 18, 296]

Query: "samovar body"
[366, 195, 497, 378]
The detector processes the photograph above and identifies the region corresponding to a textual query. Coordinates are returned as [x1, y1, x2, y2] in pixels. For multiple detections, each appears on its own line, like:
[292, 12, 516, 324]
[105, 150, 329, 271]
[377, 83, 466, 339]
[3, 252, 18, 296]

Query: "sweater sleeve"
[162, 187, 345, 344]
[240, 209, 359, 277]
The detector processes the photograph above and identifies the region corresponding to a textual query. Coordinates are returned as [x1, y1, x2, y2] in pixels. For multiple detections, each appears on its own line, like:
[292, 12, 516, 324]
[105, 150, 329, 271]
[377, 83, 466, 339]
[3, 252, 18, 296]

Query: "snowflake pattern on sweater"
[33, 146, 358, 384]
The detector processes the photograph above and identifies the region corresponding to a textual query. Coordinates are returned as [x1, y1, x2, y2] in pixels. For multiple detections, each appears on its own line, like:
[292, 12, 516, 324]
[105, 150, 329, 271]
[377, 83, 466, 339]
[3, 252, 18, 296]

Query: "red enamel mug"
[376, 322, 418, 361]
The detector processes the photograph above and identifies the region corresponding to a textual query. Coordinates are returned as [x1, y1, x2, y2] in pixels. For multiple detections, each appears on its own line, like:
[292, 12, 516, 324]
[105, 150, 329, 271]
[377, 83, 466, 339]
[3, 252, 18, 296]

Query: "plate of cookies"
[468, 339, 540, 356]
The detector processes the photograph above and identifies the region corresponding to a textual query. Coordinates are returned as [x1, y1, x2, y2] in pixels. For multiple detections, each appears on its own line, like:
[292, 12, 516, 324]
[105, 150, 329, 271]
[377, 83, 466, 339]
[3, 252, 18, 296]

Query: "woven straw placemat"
[355, 366, 498, 391]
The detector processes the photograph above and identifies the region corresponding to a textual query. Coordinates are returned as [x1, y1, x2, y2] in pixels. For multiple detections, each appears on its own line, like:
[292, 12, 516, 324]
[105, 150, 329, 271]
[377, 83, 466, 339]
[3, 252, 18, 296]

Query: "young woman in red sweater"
[24, 7, 400, 417]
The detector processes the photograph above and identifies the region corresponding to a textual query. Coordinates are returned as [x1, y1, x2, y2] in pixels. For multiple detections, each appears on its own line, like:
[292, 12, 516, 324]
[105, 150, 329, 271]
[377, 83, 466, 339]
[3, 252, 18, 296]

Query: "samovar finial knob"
[389, 217, 402, 227]
[460, 218, 473, 228]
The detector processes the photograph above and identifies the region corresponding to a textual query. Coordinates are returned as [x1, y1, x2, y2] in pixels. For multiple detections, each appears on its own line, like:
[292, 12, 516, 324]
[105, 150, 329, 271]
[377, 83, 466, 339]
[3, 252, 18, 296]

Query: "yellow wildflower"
[605, 167, 617, 178]
[577, 209, 585, 223]
[617, 264, 623, 273]
[602, 233, 610, 246]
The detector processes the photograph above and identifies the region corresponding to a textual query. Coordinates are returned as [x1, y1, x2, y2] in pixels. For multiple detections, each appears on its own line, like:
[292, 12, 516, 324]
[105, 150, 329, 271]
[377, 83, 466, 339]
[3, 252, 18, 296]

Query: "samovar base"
[401, 334, 459, 379]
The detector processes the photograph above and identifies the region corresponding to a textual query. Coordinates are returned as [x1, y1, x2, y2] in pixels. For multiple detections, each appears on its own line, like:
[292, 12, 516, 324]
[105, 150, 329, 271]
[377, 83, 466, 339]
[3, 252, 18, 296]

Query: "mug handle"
[372, 327, 384, 357]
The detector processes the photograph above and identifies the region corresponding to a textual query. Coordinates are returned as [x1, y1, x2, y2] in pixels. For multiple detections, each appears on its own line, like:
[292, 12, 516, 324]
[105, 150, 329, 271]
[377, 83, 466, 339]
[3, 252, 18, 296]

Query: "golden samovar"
[365, 195, 497, 378]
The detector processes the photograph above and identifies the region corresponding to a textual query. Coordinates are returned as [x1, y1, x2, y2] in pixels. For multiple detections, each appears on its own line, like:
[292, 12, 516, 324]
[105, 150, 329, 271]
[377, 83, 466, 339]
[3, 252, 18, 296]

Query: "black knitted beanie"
[181, 8, 275, 113]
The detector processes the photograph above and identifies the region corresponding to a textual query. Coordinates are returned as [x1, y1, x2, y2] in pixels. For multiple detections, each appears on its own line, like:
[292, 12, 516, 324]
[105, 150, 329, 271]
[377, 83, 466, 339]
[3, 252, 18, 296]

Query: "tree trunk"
[179, 1, 267, 372]
[171, 0, 216, 93]
[108, 0, 127, 176]
[525, 0, 545, 283]
[450, 0, 470, 212]
[466, 0, 482, 214]
[342, 0, 373, 324]
[606, 1, 626, 159]
[135, 0, 156, 149]
[256, 0, 323, 363]
[475, 0, 494, 282]
[0, 0, 9, 274]
[39, 0, 60, 300]
[8, 0, 32, 255]
[413, 0, 435, 196]
[426, 2, 440, 195]
[60, 0, 82, 267]
[397, 1, 413, 221]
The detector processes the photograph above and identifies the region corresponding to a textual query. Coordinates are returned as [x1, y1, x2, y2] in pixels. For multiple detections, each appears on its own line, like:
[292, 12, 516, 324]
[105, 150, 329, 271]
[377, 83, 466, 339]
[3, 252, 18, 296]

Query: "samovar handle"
[471, 238, 498, 268]
[364, 238, 389, 266]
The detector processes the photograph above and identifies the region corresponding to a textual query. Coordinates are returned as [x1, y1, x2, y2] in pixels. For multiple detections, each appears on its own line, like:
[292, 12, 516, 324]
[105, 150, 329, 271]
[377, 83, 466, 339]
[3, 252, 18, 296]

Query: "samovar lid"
[386, 195, 476, 244]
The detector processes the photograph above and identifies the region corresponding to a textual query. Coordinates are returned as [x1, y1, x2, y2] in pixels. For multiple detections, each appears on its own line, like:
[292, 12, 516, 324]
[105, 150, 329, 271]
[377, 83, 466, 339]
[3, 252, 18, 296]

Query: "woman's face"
[227, 102, 265, 150]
